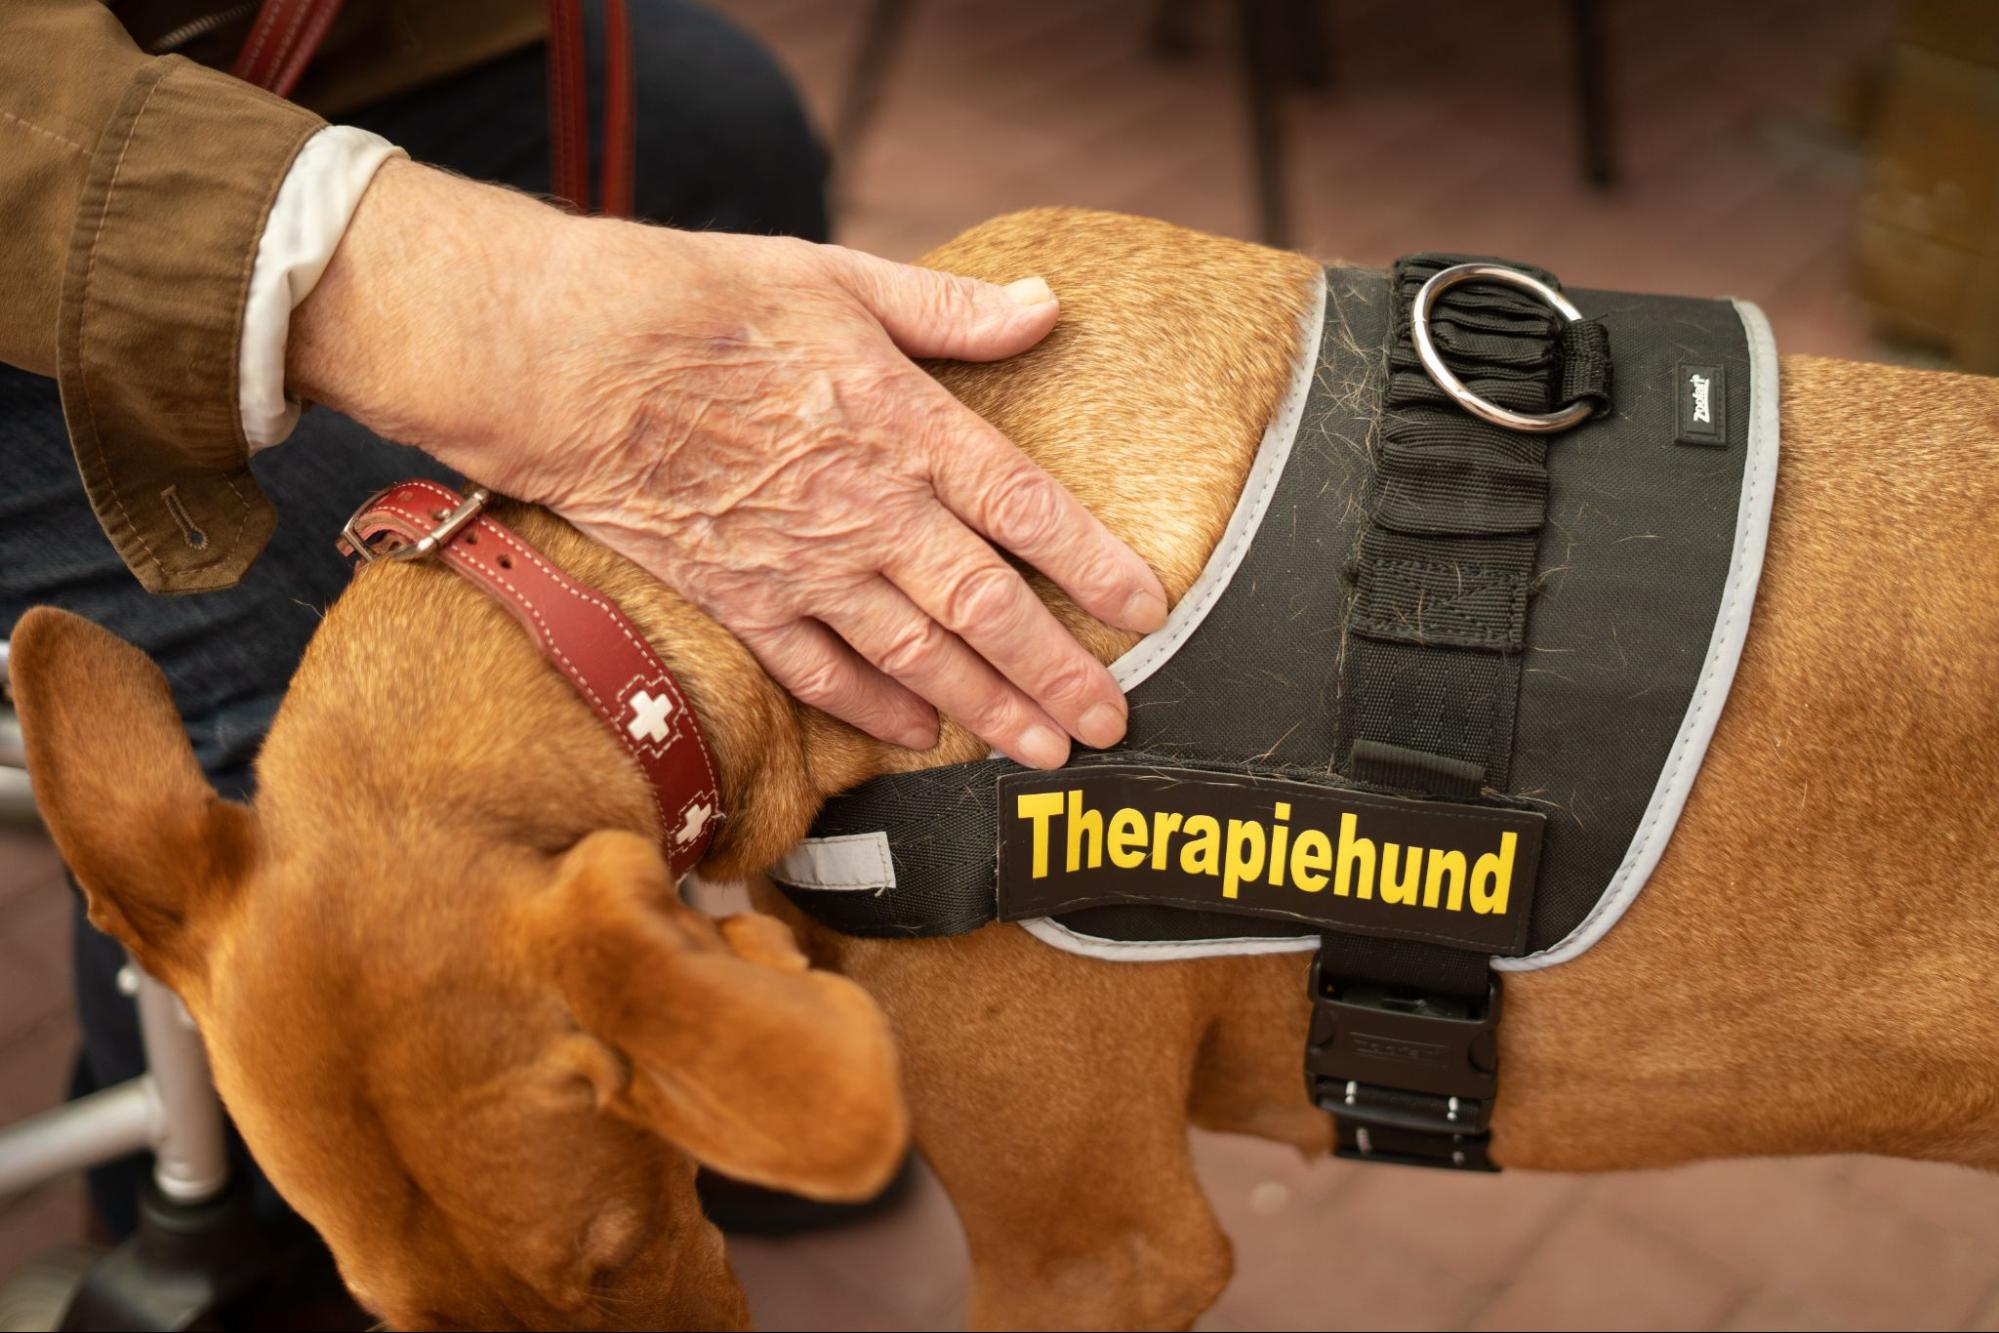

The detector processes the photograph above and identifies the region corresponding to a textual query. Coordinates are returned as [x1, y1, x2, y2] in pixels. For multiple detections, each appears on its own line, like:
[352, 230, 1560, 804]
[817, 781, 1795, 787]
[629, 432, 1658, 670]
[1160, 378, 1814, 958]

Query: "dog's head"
[9, 606, 907, 1331]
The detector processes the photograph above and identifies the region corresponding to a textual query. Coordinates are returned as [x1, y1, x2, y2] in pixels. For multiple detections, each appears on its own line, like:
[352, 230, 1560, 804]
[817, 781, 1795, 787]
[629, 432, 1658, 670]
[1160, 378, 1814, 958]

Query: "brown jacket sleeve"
[1, 0, 325, 593]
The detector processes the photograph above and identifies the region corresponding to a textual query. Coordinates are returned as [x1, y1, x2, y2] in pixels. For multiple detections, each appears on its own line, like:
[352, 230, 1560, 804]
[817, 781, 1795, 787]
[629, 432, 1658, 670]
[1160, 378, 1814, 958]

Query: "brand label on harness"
[995, 766, 1543, 954]
[1675, 362, 1727, 446]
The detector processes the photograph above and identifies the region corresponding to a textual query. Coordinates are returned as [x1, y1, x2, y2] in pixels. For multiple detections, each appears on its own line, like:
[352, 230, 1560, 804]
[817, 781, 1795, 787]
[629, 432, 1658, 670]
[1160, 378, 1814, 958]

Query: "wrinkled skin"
[289, 160, 1169, 770]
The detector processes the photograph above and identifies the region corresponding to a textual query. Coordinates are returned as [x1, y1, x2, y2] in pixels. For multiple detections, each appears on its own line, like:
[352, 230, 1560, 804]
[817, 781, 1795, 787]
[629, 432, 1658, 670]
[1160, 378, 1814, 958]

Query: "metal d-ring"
[1411, 263, 1593, 434]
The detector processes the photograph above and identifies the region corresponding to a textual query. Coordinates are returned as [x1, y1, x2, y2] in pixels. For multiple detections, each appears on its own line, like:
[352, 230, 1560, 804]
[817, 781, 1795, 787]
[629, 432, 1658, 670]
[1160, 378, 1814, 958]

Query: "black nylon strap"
[1557, 319, 1614, 412]
[1314, 930, 1490, 999]
[1312, 254, 1606, 1172]
[1333, 254, 1585, 792]
[794, 757, 1016, 938]
[1345, 740, 1484, 800]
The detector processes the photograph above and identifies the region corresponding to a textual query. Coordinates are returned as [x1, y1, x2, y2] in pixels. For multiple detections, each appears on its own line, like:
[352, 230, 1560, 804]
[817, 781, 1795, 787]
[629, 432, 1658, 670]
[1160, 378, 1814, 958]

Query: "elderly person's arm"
[0, 0, 1160, 767]
[286, 160, 1163, 768]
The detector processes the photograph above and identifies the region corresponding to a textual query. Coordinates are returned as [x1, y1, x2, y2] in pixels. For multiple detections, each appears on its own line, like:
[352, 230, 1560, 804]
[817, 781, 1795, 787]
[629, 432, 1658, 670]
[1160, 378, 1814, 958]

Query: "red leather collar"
[338, 480, 721, 878]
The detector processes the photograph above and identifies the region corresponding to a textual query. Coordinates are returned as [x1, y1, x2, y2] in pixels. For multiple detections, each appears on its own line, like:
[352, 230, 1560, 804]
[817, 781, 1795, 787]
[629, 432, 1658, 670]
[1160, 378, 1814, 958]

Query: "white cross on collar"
[675, 802, 714, 848]
[626, 689, 676, 743]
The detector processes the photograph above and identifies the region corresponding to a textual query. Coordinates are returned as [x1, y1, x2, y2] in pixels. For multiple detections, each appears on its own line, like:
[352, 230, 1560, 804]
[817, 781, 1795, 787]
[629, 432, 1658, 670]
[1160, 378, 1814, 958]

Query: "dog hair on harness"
[13, 207, 1999, 1331]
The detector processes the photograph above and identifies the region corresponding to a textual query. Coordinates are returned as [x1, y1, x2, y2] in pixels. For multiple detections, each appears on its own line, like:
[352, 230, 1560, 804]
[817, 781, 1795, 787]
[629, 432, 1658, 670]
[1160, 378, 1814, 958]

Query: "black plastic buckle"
[1305, 956, 1502, 1171]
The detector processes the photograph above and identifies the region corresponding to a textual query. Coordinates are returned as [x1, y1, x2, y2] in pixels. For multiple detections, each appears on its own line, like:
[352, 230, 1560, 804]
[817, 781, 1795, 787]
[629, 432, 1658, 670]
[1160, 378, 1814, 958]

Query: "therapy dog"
[15, 208, 1999, 1330]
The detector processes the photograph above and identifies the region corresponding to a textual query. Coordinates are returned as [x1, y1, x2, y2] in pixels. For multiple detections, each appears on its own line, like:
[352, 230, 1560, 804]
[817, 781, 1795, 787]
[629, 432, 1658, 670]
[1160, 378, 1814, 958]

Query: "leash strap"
[233, 0, 636, 217]
[232, 0, 348, 98]
[546, 0, 636, 214]
[338, 480, 720, 879]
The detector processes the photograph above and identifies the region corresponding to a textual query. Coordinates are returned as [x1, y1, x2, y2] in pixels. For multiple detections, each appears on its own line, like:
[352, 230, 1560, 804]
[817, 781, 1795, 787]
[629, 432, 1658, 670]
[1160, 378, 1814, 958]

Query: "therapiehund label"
[995, 766, 1543, 954]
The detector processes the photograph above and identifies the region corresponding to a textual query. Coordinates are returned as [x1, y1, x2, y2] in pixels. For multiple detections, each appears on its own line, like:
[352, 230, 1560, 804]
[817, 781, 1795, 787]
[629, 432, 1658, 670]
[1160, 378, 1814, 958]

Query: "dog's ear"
[522, 830, 908, 1200]
[9, 608, 255, 989]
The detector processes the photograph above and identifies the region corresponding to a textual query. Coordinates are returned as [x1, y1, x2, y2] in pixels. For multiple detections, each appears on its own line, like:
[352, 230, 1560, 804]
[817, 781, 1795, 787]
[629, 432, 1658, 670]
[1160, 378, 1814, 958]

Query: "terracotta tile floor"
[6, 0, 1997, 1328]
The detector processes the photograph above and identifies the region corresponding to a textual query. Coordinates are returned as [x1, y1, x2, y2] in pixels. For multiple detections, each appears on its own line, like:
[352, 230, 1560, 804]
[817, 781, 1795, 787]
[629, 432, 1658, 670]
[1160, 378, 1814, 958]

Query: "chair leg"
[831, 0, 917, 218]
[1286, 0, 1333, 90]
[1238, 0, 1292, 247]
[1572, 0, 1616, 187]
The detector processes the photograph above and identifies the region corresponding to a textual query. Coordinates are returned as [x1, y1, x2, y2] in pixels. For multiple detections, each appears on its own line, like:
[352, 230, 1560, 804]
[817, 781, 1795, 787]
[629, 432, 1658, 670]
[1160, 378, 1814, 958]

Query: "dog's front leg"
[829, 924, 1233, 1332]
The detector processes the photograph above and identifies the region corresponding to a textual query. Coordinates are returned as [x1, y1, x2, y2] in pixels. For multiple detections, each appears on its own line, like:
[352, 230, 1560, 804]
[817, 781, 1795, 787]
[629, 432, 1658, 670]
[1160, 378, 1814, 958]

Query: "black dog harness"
[774, 255, 1778, 1171]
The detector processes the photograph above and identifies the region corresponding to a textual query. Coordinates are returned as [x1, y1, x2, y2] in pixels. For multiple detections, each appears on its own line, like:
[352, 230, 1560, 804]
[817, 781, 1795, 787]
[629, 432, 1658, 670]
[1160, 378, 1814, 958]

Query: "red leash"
[230, 0, 347, 98]
[232, 0, 636, 217]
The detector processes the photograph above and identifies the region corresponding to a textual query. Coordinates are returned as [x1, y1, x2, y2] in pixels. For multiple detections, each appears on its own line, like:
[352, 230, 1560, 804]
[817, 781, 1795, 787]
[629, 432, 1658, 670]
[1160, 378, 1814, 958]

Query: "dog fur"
[14, 208, 1999, 1330]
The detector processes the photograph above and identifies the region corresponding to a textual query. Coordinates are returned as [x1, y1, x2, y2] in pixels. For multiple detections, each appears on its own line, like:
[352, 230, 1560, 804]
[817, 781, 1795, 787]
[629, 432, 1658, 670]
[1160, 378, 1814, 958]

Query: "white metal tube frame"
[0, 966, 232, 1204]
[1, 639, 29, 814]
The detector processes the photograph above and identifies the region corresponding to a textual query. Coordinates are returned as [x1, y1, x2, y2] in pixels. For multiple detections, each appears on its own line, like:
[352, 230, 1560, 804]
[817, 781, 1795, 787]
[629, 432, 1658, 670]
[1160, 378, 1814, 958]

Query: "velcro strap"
[1372, 436, 1547, 537]
[1335, 253, 1599, 788]
[1349, 559, 1529, 651]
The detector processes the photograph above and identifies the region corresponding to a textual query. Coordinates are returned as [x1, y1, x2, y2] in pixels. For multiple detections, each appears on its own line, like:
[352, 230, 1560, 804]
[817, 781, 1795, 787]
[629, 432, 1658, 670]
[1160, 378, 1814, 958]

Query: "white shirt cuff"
[239, 126, 406, 453]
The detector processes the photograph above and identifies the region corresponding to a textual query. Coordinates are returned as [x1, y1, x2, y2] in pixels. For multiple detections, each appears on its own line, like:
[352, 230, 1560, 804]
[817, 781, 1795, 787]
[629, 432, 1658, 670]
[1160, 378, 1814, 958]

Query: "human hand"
[289, 161, 1167, 767]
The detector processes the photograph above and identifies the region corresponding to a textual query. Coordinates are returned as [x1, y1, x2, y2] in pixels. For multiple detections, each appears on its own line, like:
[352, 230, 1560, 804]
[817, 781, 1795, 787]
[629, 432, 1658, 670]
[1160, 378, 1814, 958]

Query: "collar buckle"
[341, 486, 492, 563]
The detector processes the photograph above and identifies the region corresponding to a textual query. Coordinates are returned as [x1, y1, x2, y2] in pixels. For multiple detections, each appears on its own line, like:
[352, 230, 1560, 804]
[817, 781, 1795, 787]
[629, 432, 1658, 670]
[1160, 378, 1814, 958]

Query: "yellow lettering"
[1018, 789, 1510, 919]
[1268, 809, 1291, 887]
[1291, 828, 1332, 892]
[1149, 811, 1184, 870]
[1108, 807, 1147, 870]
[1335, 813, 1376, 899]
[1015, 791, 1065, 879]
[1379, 843, 1422, 906]
[1222, 819, 1266, 899]
[1424, 848, 1467, 911]
[1180, 815, 1221, 876]
[1065, 789, 1103, 871]
[1470, 833, 1516, 915]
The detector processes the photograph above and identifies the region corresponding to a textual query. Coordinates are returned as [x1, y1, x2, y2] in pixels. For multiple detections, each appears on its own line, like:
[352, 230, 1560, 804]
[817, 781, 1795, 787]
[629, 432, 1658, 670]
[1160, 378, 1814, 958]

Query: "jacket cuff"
[56, 56, 325, 595]
[241, 126, 406, 453]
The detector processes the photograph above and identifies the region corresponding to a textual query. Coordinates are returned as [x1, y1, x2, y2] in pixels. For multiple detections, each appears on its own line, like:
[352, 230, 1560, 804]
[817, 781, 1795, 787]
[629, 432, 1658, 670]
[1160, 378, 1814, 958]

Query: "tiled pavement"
[5, 1, 1996, 1328]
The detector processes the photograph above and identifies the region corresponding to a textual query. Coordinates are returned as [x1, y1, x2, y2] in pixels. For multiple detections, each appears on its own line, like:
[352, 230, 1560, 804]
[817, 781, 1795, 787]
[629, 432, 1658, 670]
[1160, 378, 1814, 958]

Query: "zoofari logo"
[1689, 372, 1713, 425]
[1675, 361, 1726, 446]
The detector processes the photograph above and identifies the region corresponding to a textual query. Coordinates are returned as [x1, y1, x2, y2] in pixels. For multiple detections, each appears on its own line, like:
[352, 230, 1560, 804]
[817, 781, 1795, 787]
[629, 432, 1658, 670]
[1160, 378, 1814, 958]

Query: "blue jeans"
[0, 0, 827, 1233]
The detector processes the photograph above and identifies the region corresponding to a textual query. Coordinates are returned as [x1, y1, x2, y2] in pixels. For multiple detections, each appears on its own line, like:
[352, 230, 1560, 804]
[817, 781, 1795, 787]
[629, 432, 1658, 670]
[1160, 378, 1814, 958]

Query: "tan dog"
[13, 585, 909, 1323]
[15, 208, 1999, 1331]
